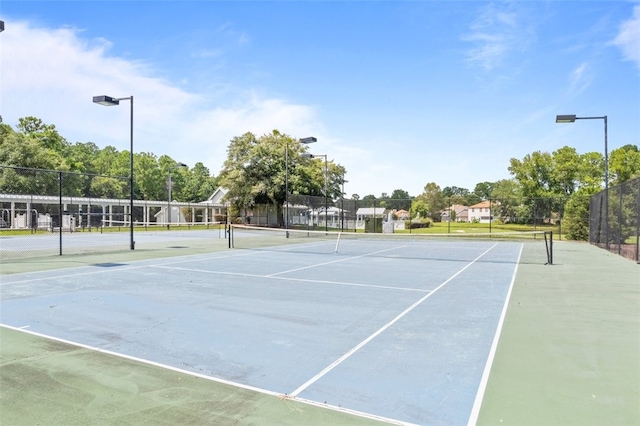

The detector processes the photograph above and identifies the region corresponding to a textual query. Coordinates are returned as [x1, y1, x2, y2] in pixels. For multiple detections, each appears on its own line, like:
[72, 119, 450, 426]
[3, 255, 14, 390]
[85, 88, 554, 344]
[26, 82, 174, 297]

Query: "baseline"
[0, 324, 406, 425]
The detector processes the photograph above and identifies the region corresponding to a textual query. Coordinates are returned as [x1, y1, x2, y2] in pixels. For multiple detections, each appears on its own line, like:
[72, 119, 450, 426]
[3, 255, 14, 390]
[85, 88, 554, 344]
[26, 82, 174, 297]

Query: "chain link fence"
[590, 176, 640, 262]
[1, 166, 226, 260]
[236, 194, 565, 235]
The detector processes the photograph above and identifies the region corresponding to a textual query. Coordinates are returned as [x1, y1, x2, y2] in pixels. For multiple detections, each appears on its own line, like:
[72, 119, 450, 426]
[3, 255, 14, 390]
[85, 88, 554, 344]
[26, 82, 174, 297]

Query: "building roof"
[469, 200, 492, 209]
[206, 187, 228, 206]
[356, 207, 387, 216]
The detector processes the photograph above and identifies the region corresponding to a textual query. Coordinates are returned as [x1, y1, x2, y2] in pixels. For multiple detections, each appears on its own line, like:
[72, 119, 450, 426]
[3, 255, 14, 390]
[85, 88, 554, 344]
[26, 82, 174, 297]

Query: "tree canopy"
[218, 130, 346, 224]
[0, 117, 217, 202]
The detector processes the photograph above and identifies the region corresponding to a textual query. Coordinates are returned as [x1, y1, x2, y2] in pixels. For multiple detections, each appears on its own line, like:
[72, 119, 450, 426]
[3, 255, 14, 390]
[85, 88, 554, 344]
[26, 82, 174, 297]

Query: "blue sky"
[1, 1, 639, 198]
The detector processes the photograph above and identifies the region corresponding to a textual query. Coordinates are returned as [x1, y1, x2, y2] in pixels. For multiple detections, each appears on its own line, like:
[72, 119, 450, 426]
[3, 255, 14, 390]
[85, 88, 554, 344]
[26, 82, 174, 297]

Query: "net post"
[335, 232, 342, 253]
[544, 231, 553, 265]
[228, 224, 232, 249]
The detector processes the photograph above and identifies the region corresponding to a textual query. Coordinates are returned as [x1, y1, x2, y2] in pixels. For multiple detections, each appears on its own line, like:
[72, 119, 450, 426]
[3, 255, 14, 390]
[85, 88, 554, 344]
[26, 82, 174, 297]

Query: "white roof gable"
[204, 187, 228, 206]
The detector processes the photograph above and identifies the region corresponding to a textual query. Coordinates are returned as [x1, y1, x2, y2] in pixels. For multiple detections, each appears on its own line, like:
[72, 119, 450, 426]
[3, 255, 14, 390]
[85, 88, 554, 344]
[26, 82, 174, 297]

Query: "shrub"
[563, 192, 590, 241]
[405, 218, 433, 229]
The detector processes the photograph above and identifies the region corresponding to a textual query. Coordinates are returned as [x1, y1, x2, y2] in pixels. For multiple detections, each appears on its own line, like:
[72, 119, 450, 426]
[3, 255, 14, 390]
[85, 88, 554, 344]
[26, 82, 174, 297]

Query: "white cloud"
[0, 19, 321, 177]
[462, 3, 527, 71]
[612, 4, 640, 71]
[569, 62, 593, 93]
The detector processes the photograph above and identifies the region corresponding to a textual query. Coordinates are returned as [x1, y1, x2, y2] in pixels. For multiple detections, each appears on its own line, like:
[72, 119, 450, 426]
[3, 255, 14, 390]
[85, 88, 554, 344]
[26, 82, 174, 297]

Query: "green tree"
[218, 130, 340, 225]
[0, 125, 67, 172]
[18, 116, 69, 153]
[415, 182, 446, 221]
[0, 127, 68, 195]
[609, 144, 640, 185]
[551, 146, 582, 196]
[386, 188, 412, 210]
[579, 151, 605, 191]
[90, 175, 127, 199]
[360, 194, 377, 208]
[473, 182, 494, 201]
[490, 179, 523, 223]
[410, 199, 429, 219]
[296, 156, 346, 200]
[563, 189, 596, 240]
[218, 132, 259, 216]
[135, 152, 164, 201]
[182, 162, 218, 203]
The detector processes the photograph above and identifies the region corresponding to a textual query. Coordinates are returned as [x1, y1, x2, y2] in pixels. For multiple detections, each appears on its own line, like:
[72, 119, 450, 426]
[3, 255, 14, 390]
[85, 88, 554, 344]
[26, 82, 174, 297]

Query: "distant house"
[355, 207, 387, 226]
[394, 209, 410, 220]
[356, 207, 387, 219]
[204, 187, 229, 221]
[441, 204, 468, 222]
[154, 204, 187, 225]
[468, 200, 493, 223]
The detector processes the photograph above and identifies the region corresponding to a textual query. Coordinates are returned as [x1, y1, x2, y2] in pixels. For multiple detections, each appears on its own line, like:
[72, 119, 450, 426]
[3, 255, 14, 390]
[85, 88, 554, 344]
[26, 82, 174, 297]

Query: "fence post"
[58, 171, 63, 255]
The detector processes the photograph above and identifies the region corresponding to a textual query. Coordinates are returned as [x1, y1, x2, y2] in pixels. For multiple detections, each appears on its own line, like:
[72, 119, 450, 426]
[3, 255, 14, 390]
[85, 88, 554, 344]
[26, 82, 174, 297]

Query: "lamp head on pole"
[555, 114, 577, 123]
[300, 137, 317, 144]
[93, 95, 120, 106]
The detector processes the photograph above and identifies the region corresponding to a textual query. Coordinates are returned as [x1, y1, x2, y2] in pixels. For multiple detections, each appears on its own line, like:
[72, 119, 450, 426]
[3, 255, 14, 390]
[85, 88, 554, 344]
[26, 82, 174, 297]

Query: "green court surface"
[1, 240, 638, 425]
[476, 242, 640, 426]
[0, 326, 386, 426]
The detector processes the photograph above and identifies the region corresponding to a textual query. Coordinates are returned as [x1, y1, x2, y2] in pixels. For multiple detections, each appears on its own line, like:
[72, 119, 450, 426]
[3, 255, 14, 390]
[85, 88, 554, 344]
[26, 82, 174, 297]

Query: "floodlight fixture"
[555, 114, 577, 123]
[0, 21, 5, 32]
[92, 95, 122, 106]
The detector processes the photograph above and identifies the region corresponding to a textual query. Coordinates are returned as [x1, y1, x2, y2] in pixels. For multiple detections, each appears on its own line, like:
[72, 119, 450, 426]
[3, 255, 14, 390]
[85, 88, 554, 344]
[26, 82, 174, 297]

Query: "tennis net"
[230, 225, 553, 265]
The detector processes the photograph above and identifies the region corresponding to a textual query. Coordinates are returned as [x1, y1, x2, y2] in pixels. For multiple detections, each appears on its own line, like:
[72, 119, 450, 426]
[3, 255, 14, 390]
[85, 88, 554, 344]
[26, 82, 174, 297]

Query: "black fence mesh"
[0, 166, 225, 260]
[236, 194, 565, 235]
[590, 176, 640, 262]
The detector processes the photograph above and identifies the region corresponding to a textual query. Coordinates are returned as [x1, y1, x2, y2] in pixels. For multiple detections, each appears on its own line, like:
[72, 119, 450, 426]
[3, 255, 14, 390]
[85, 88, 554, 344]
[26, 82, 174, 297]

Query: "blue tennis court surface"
[0, 238, 524, 425]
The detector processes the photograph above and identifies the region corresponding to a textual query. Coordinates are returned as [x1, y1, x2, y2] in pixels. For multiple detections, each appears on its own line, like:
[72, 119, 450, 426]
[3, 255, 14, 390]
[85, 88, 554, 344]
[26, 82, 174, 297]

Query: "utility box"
[364, 217, 382, 233]
[383, 221, 394, 234]
[62, 215, 76, 232]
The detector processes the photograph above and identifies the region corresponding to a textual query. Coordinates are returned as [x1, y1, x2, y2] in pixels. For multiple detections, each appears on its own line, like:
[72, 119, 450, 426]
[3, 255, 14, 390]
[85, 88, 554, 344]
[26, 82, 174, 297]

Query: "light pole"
[167, 162, 188, 229]
[556, 114, 608, 248]
[93, 95, 135, 250]
[301, 153, 328, 231]
[286, 137, 317, 234]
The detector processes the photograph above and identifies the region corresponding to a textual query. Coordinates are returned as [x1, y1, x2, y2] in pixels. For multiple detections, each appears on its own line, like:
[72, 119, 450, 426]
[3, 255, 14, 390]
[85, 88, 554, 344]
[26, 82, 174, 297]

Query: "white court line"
[151, 265, 429, 293]
[0, 323, 409, 426]
[266, 246, 407, 277]
[466, 243, 523, 426]
[0, 264, 151, 285]
[0, 249, 254, 285]
[288, 243, 499, 398]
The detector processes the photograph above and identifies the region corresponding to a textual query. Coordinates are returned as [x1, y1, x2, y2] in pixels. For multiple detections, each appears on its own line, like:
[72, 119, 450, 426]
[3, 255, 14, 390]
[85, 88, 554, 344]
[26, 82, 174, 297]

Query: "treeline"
[0, 117, 218, 202]
[350, 145, 640, 239]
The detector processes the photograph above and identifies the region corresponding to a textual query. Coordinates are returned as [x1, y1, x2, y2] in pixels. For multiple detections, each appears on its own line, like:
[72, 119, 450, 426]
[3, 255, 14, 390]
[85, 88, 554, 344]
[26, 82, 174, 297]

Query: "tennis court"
[1, 227, 638, 425]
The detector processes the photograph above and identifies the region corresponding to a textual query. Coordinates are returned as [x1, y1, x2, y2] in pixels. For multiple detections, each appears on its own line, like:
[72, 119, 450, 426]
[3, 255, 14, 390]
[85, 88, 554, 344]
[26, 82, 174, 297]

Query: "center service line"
[266, 246, 407, 277]
[288, 243, 499, 398]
